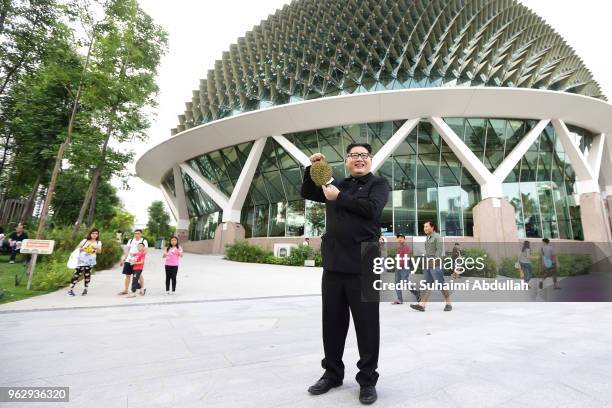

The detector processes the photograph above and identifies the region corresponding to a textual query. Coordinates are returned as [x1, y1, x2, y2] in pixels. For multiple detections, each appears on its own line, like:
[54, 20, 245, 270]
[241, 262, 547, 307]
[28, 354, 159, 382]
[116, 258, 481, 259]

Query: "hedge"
[498, 253, 592, 278]
[225, 240, 322, 267]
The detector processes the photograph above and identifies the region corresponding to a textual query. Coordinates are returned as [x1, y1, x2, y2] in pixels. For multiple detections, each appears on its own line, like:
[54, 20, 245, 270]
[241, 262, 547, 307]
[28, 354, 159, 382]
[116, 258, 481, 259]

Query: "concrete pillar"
[473, 197, 518, 242]
[212, 221, 246, 254]
[579, 192, 611, 242]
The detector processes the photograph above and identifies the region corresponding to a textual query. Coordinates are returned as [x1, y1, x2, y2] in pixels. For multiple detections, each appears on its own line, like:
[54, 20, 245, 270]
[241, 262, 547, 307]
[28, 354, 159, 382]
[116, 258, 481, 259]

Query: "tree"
[51, 166, 120, 227]
[1, 23, 83, 220]
[109, 208, 134, 233]
[0, 0, 62, 187]
[146, 200, 170, 240]
[72, 0, 167, 236]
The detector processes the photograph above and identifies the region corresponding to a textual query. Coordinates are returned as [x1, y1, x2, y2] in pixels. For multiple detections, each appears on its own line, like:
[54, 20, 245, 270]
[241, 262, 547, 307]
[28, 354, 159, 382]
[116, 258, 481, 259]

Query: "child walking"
[162, 236, 183, 295]
[127, 242, 147, 297]
[68, 229, 102, 296]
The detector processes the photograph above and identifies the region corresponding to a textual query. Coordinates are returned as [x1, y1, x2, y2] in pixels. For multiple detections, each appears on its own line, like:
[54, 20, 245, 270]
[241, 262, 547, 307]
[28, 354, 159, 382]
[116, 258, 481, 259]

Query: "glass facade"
[183, 119, 593, 241]
[502, 124, 592, 240]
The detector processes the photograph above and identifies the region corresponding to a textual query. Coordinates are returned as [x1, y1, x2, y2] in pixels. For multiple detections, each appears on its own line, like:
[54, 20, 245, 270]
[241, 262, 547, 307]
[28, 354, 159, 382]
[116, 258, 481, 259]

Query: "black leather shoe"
[307, 378, 342, 395]
[359, 385, 377, 404]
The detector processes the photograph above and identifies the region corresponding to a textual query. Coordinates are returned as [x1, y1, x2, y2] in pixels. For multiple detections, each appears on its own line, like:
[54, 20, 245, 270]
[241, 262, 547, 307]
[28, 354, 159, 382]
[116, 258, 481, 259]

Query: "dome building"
[137, 0, 612, 253]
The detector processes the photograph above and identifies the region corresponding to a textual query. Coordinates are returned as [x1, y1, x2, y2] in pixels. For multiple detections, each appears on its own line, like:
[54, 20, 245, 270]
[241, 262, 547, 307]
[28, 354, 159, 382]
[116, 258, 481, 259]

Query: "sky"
[117, 0, 612, 227]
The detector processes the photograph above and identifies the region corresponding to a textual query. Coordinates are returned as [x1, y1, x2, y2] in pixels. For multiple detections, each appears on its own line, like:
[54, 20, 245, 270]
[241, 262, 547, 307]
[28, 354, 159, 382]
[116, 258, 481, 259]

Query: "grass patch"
[0, 254, 56, 304]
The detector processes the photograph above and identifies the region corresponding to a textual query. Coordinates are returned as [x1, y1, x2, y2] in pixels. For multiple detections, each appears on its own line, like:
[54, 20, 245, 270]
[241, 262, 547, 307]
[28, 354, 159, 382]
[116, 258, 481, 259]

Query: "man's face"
[345, 146, 372, 177]
[423, 222, 433, 235]
[397, 236, 405, 244]
[134, 231, 142, 240]
[16, 226, 23, 233]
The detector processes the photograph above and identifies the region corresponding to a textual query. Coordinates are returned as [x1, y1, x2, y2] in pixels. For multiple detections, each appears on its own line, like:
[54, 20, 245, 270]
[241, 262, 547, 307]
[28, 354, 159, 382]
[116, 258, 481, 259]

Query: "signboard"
[20, 239, 55, 255]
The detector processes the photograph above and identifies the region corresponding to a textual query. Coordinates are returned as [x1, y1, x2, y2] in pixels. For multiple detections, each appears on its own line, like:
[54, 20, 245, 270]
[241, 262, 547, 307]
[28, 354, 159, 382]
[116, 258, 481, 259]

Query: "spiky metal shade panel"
[172, 0, 604, 135]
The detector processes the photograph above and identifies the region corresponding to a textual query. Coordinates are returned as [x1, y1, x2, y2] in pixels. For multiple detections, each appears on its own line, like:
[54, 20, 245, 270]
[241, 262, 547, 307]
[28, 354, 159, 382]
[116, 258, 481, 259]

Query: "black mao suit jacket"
[301, 166, 390, 275]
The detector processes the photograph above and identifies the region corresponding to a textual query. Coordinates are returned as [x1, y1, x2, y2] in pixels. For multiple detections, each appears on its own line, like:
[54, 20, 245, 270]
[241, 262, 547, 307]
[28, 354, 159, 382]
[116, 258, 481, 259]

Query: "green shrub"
[224, 240, 273, 263]
[499, 253, 592, 278]
[313, 250, 322, 267]
[283, 245, 312, 266]
[458, 248, 497, 278]
[31, 259, 73, 291]
[225, 240, 324, 267]
[499, 256, 521, 278]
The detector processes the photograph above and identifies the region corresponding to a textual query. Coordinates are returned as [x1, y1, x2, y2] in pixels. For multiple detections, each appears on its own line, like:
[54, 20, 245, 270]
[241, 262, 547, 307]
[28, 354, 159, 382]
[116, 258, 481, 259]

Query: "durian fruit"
[310, 160, 334, 186]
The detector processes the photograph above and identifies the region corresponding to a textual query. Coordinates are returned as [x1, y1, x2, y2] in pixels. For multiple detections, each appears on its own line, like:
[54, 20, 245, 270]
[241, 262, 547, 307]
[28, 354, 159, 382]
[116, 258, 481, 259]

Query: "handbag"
[67, 248, 80, 269]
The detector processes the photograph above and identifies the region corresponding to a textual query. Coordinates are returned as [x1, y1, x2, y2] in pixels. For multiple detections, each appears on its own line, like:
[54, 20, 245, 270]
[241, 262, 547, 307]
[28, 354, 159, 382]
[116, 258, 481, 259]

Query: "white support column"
[493, 119, 549, 182]
[172, 165, 191, 231]
[371, 118, 420, 173]
[551, 119, 599, 194]
[160, 184, 179, 221]
[179, 163, 230, 209]
[272, 135, 311, 167]
[429, 116, 501, 198]
[223, 137, 267, 222]
[587, 133, 605, 179]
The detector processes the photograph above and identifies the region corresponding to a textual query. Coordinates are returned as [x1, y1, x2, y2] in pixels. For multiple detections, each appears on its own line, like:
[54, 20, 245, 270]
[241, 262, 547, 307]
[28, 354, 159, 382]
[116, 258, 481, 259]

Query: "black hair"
[138, 242, 145, 247]
[134, 229, 143, 234]
[345, 142, 372, 154]
[166, 236, 180, 252]
[522, 240, 530, 251]
[424, 220, 437, 232]
[86, 228, 100, 241]
[396, 234, 406, 239]
[542, 238, 550, 244]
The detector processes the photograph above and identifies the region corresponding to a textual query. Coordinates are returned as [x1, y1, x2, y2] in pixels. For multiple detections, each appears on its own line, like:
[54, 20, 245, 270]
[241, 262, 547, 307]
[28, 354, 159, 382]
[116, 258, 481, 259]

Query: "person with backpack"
[118, 229, 148, 296]
[518, 240, 534, 285]
[162, 236, 183, 295]
[539, 238, 560, 289]
[67, 229, 102, 296]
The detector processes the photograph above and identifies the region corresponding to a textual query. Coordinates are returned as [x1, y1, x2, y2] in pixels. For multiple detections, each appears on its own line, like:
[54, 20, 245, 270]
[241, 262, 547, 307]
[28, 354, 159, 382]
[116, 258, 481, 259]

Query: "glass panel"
[253, 204, 270, 237]
[393, 189, 416, 237]
[241, 206, 254, 238]
[380, 191, 393, 235]
[438, 185, 462, 236]
[268, 202, 287, 237]
[520, 182, 541, 238]
[305, 201, 326, 236]
[503, 182, 525, 237]
[286, 200, 305, 236]
[416, 187, 438, 236]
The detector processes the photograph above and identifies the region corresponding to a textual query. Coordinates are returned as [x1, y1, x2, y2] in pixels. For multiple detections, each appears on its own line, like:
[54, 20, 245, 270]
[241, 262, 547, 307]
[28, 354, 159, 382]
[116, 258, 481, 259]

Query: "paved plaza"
[1, 251, 612, 407]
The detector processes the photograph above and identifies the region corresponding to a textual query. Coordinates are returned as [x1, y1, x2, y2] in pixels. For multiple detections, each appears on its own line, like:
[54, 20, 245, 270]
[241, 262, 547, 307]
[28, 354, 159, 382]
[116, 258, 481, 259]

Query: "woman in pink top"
[162, 236, 183, 295]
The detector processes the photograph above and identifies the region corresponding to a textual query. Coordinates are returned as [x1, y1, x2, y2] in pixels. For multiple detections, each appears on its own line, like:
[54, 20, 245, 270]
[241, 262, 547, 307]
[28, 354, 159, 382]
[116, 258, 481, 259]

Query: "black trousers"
[320, 270, 380, 387]
[165, 265, 178, 291]
[131, 269, 143, 293]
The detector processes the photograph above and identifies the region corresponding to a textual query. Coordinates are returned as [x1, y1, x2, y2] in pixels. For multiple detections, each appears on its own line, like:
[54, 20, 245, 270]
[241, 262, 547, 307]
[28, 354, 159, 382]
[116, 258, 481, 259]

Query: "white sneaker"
[165, 291, 170, 296]
[9, 261, 15, 264]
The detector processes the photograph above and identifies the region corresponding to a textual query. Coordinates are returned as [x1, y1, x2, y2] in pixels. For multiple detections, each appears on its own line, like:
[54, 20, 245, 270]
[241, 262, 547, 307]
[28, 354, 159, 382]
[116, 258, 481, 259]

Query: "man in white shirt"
[118, 229, 148, 295]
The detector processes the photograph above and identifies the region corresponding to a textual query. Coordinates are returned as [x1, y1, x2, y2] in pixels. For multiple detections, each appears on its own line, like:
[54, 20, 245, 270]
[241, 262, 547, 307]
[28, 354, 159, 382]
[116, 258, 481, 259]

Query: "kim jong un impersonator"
[301, 142, 390, 405]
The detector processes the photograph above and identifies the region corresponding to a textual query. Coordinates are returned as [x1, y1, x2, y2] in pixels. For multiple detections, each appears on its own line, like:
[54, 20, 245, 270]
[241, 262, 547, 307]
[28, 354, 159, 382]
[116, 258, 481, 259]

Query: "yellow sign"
[20, 239, 55, 255]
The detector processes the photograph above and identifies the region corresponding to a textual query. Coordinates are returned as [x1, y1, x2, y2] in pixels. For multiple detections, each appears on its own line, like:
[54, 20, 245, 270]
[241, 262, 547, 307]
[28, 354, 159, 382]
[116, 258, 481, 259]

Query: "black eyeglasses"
[346, 153, 372, 160]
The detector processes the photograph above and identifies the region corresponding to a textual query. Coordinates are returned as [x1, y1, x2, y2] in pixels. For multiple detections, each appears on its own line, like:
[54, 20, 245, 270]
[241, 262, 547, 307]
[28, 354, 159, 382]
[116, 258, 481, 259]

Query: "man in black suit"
[302, 143, 390, 405]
